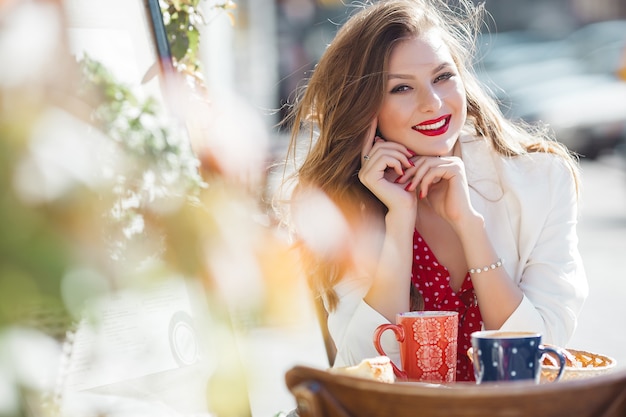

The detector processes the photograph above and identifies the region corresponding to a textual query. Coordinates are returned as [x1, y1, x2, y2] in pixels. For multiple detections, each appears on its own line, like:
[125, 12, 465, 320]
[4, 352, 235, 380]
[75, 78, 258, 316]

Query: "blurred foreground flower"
[1, 1, 305, 416]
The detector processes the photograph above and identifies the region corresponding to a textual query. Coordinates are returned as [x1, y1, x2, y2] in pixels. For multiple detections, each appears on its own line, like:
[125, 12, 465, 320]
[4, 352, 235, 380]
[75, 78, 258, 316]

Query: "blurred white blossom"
[0, 2, 61, 87]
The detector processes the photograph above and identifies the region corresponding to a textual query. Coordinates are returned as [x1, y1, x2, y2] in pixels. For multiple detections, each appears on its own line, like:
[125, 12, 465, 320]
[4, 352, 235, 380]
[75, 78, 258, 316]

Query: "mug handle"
[539, 345, 567, 382]
[373, 323, 407, 381]
[470, 347, 484, 382]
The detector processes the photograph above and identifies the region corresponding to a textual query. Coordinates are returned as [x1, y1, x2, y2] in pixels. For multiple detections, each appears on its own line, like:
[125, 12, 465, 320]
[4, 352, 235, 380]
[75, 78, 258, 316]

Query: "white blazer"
[327, 134, 589, 368]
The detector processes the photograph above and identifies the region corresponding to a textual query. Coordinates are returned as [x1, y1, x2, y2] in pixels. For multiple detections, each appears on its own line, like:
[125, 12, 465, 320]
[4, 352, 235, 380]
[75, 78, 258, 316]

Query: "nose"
[417, 86, 442, 113]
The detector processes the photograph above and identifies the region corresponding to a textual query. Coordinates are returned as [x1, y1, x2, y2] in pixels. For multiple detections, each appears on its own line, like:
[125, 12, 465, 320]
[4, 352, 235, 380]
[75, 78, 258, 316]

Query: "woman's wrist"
[386, 202, 418, 227]
[451, 209, 485, 240]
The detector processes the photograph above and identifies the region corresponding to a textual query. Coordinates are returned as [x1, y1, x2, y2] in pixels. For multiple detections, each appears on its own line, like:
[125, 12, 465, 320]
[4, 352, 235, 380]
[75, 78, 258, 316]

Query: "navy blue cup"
[470, 331, 566, 384]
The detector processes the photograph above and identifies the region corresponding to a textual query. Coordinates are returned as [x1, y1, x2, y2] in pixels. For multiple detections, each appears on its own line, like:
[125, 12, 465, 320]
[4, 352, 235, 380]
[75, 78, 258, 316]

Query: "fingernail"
[408, 159, 415, 167]
[405, 183, 412, 191]
[419, 190, 424, 199]
[394, 176, 403, 184]
[408, 150, 417, 156]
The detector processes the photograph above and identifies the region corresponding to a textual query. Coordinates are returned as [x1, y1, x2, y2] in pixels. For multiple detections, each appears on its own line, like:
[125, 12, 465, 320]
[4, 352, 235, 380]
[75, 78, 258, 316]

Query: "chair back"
[313, 295, 336, 367]
[285, 365, 626, 417]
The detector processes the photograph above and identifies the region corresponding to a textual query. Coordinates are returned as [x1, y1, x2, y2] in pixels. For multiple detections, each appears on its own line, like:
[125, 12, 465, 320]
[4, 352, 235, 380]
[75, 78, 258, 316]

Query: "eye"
[434, 72, 454, 83]
[390, 84, 411, 94]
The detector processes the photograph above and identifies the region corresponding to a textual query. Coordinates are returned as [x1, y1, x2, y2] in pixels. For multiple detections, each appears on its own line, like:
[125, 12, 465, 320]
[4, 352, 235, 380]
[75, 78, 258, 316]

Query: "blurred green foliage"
[160, 0, 237, 72]
[0, 125, 74, 339]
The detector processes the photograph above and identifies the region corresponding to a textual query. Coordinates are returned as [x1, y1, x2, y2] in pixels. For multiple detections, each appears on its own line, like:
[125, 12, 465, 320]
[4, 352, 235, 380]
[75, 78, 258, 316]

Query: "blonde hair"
[277, 0, 580, 310]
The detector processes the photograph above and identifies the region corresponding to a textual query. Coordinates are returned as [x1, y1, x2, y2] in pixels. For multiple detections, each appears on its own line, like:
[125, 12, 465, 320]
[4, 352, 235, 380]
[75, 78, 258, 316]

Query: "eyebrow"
[387, 62, 453, 80]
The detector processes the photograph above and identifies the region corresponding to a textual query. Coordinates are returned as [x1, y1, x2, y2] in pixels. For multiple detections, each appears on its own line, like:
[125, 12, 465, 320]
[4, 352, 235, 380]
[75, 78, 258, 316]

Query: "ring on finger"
[363, 155, 370, 161]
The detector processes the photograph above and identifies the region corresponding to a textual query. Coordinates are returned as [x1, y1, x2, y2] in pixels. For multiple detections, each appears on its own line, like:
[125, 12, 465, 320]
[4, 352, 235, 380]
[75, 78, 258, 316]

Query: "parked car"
[476, 20, 626, 159]
[512, 74, 626, 159]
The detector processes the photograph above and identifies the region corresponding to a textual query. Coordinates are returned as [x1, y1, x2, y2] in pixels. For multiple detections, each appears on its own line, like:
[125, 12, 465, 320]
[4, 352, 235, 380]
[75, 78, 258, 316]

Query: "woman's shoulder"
[508, 148, 577, 183]
[461, 135, 576, 186]
[461, 133, 575, 173]
[509, 148, 570, 170]
[495, 148, 580, 208]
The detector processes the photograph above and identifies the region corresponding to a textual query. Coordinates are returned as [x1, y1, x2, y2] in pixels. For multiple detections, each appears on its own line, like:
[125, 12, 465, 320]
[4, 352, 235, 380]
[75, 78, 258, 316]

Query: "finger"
[405, 157, 442, 195]
[406, 157, 432, 190]
[419, 162, 457, 197]
[371, 148, 415, 176]
[372, 142, 416, 171]
[403, 173, 419, 193]
[361, 117, 379, 161]
[391, 164, 418, 184]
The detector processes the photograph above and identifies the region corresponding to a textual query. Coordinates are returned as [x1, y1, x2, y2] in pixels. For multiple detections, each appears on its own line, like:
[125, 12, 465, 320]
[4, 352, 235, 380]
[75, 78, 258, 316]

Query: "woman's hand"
[402, 155, 479, 227]
[358, 119, 417, 318]
[358, 119, 417, 211]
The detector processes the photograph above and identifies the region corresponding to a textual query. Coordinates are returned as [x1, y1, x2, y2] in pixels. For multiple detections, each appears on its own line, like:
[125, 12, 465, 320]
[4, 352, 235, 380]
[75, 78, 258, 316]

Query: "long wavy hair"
[276, 0, 579, 311]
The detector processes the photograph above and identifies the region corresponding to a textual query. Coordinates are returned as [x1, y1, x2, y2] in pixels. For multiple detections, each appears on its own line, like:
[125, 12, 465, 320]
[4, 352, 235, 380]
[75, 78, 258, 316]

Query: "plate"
[540, 348, 616, 382]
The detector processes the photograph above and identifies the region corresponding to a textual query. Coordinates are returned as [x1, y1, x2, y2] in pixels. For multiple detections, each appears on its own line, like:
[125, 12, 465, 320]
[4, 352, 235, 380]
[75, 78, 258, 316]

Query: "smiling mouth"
[412, 115, 451, 136]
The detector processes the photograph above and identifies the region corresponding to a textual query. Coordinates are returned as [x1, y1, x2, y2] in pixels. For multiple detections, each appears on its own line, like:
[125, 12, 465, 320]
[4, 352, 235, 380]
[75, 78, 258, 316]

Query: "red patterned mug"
[373, 311, 458, 382]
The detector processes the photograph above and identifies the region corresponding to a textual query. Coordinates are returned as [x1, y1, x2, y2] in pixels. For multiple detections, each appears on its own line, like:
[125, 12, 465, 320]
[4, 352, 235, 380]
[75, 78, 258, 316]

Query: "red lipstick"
[412, 115, 451, 137]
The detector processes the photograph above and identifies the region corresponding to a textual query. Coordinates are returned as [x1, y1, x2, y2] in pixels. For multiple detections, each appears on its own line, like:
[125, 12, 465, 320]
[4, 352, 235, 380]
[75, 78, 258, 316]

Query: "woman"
[276, 0, 587, 381]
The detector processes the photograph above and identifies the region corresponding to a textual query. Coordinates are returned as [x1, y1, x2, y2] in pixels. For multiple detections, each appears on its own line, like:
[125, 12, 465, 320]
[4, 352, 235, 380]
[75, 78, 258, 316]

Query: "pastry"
[329, 356, 395, 383]
[540, 347, 616, 382]
[542, 348, 613, 369]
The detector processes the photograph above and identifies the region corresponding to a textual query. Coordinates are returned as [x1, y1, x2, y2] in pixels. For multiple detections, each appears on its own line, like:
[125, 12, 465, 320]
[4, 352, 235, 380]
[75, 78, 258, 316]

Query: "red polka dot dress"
[410, 229, 483, 382]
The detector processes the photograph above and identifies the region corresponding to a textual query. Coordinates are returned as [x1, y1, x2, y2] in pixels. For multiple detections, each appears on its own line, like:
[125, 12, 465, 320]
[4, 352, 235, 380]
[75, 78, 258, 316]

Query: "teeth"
[415, 118, 446, 131]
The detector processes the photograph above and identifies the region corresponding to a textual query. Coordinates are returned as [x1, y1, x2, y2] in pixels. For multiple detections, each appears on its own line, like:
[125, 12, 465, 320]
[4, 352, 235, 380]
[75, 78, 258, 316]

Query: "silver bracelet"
[468, 258, 503, 274]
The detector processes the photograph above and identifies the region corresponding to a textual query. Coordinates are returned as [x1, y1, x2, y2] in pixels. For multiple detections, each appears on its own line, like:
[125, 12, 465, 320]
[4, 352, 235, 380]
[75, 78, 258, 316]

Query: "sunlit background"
[1, 0, 625, 417]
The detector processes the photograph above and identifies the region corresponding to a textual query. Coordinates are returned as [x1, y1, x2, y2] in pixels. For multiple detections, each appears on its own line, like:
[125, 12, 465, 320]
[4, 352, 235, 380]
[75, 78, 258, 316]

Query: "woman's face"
[377, 30, 467, 157]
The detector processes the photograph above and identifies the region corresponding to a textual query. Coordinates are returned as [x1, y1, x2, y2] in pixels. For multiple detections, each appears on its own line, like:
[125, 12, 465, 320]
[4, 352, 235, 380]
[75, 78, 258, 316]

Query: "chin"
[428, 140, 457, 157]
